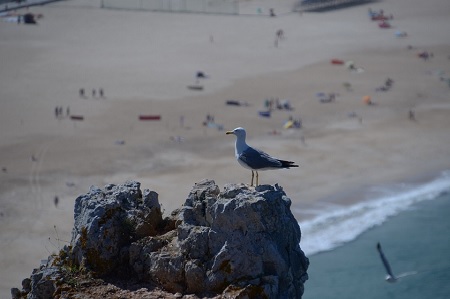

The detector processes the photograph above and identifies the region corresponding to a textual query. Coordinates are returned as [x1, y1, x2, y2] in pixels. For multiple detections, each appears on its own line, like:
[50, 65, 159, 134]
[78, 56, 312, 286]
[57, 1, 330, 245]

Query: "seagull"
[376, 242, 417, 283]
[226, 127, 298, 186]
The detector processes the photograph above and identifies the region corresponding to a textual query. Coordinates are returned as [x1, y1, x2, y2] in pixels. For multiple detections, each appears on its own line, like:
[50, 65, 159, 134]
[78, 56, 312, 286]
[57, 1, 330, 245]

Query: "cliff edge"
[12, 179, 309, 299]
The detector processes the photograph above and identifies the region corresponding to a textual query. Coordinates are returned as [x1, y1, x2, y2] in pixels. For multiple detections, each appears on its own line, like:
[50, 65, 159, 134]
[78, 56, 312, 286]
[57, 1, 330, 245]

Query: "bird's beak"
[226, 131, 234, 135]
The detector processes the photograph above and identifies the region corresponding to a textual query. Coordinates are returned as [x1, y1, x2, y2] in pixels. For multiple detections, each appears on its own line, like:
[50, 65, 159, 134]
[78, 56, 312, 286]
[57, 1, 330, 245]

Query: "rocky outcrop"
[12, 180, 309, 299]
[70, 181, 164, 276]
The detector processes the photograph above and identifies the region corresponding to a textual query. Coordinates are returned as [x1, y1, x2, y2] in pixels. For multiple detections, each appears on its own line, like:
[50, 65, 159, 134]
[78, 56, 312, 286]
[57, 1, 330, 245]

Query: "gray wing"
[239, 147, 282, 169]
[377, 243, 395, 278]
[397, 271, 417, 278]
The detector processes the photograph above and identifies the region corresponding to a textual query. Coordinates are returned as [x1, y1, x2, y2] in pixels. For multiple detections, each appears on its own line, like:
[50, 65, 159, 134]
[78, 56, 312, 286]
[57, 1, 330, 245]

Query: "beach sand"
[1, 0, 450, 296]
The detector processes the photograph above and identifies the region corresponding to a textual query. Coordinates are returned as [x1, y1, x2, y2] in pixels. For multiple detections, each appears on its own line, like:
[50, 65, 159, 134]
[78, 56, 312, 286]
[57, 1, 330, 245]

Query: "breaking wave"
[299, 171, 450, 256]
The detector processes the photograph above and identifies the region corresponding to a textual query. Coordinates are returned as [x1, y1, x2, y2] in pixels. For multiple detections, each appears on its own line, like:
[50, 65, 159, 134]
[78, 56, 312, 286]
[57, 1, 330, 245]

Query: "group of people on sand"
[368, 7, 394, 29]
[363, 78, 393, 105]
[417, 51, 434, 61]
[375, 78, 394, 92]
[203, 114, 224, 130]
[283, 115, 302, 129]
[317, 92, 338, 103]
[368, 8, 393, 21]
[54, 106, 70, 119]
[406, 46, 435, 62]
[79, 88, 105, 99]
[264, 97, 293, 111]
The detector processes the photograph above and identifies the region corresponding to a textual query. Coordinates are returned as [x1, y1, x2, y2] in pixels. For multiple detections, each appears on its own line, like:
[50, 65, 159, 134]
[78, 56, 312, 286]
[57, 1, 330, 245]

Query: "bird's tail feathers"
[279, 160, 299, 168]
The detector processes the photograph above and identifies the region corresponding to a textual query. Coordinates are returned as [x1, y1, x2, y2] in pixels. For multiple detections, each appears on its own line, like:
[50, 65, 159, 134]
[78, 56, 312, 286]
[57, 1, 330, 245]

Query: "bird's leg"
[251, 170, 254, 186]
[256, 171, 259, 186]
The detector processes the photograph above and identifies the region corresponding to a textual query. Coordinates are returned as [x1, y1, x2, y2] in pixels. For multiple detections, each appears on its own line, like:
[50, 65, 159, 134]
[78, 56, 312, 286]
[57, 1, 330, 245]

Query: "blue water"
[300, 172, 450, 299]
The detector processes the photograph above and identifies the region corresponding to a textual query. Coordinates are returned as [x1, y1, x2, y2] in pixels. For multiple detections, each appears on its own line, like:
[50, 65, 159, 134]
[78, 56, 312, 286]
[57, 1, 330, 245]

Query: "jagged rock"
[13, 179, 309, 298]
[10, 288, 21, 299]
[22, 278, 31, 293]
[130, 179, 309, 298]
[25, 265, 61, 299]
[70, 181, 163, 275]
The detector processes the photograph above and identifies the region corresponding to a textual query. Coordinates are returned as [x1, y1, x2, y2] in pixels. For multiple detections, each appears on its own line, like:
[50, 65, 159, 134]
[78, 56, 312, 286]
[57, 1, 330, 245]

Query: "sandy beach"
[1, 0, 450, 296]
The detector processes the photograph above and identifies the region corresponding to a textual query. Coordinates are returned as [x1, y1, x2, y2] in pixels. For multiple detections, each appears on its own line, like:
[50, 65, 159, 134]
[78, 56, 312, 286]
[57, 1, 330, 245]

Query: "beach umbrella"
[362, 95, 372, 105]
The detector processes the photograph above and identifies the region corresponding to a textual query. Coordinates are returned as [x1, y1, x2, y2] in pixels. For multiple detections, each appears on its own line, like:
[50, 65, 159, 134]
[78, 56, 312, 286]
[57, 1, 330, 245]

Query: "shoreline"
[303, 192, 450, 299]
[299, 169, 450, 256]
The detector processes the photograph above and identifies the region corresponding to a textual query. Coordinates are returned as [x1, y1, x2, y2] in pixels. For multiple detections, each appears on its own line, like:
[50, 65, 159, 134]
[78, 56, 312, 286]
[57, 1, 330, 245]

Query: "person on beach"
[300, 135, 306, 146]
[276, 29, 284, 40]
[275, 29, 284, 47]
[418, 51, 433, 61]
[343, 82, 352, 91]
[329, 93, 336, 102]
[409, 109, 416, 121]
[180, 115, 185, 128]
[79, 88, 85, 98]
[385, 78, 393, 87]
[269, 8, 276, 17]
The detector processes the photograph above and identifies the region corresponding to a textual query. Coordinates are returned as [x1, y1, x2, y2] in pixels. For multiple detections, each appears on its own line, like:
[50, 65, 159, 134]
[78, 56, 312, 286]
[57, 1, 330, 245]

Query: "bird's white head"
[226, 127, 246, 139]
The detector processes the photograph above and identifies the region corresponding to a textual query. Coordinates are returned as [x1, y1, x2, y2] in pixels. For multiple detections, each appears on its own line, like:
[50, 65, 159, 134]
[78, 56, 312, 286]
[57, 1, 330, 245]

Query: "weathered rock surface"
[13, 179, 309, 299]
[70, 181, 163, 276]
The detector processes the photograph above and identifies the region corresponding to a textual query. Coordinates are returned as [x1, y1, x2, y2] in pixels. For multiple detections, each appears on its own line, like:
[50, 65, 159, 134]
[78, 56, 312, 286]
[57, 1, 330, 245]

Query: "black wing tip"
[280, 160, 299, 168]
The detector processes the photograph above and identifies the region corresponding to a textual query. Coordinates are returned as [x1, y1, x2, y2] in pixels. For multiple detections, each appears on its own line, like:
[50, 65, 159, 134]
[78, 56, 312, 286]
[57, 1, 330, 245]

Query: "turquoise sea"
[299, 171, 450, 299]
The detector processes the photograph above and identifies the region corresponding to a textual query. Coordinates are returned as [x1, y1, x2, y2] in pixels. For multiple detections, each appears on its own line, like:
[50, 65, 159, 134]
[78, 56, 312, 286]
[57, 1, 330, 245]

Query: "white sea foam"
[299, 171, 450, 256]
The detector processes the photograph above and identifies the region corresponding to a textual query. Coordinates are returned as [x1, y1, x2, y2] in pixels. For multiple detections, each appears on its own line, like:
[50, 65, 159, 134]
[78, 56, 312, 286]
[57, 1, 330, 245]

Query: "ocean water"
[299, 171, 450, 299]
